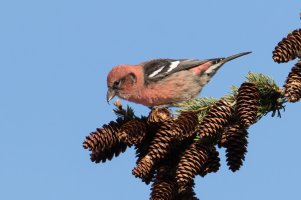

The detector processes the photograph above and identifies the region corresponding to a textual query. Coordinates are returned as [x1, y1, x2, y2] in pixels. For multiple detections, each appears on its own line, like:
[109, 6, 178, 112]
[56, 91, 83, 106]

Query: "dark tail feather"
[206, 51, 251, 74]
[222, 51, 252, 63]
[199, 51, 251, 88]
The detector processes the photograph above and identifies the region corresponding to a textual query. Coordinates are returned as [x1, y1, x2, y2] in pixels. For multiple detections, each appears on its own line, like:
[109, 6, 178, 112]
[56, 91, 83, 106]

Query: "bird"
[107, 52, 251, 107]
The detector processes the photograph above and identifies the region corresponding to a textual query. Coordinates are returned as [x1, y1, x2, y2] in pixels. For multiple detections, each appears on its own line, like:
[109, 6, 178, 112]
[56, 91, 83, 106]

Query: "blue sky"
[1, 1, 301, 199]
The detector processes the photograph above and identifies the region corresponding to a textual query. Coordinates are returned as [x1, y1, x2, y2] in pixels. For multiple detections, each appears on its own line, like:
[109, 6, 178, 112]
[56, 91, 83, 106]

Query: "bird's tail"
[223, 51, 252, 63]
[198, 51, 251, 88]
[204, 51, 251, 75]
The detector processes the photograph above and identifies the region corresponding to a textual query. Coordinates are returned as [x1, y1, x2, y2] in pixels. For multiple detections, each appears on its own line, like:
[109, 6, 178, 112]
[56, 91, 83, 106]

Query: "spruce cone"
[132, 155, 155, 181]
[149, 110, 199, 140]
[132, 125, 173, 180]
[134, 111, 198, 181]
[236, 82, 259, 127]
[117, 119, 148, 144]
[199, 146, 220, 177]
[176, 180, 199, 200]
[83, 121, 120, 151]
[146, 122, 174, 160]
[135, 129, 156, 164]
[173, 111, 199, 139]
[218, 126, 230, 148]
[175, 142, 209, 187]
[151, 179, 175, 200]
[284, 60, 301, 102]
[198, 100, 233, 144]
[83, 121, 129, 163]
[148, 107, 171, 124]
[150, 165, 176, 200]
[220, 123, 248, 172]
[90, 142, 128, 163]
[273, 29, 301, 63]
[133, 119, 173, 180]
[134, 130, 157, 184]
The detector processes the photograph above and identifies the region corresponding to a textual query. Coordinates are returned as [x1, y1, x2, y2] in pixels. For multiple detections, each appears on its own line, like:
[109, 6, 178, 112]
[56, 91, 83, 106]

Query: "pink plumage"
[107, 52, 251, 107]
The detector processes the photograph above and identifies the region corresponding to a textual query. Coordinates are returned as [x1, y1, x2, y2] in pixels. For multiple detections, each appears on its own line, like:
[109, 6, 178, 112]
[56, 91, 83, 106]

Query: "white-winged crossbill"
[107, 52, 251, 107]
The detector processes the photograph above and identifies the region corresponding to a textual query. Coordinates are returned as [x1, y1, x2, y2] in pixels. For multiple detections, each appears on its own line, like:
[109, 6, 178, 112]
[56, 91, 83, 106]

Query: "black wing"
[143, 58, 223, 83]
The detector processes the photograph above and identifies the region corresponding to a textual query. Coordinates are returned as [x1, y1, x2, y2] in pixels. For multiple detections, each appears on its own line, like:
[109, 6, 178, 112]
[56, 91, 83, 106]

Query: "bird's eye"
[113, 80, 121, 89]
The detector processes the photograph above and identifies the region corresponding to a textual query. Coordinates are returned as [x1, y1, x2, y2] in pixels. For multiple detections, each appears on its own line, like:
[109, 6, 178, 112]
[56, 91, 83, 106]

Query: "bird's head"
[106, 65, 140, 103]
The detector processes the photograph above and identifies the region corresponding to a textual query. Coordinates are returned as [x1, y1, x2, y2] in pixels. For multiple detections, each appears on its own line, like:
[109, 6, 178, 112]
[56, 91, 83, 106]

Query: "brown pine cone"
[176, 180, 199, 200]
[198, 100, 233, 144]
[132, 120, 174, 180]
[149, 110, 199, 140]
[199, 146, 220, 177]
[150, 165, 176, 200]
[132, 155, 155, 181]
[219, 123, 248, 172]
[90, 142, 128, 163]
[151, 179, 175, 200]
[117, 118, 148, 144]
[174, 111, 199, 139]
[273, 29, 301, 63]
[284, 60, 301, 102]
[148, 107, 171, 125]
[83, 121, 130, 163]
[175, 142, 209, 187]
[83, 121, 120, 151]
[236, 82, 259, 127]
[133, 111, 198, 181]
[133, 127, 159, 184]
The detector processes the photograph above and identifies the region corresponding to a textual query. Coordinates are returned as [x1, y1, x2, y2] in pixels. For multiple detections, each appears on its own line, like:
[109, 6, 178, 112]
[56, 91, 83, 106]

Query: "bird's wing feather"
[143, 58, 223, 83]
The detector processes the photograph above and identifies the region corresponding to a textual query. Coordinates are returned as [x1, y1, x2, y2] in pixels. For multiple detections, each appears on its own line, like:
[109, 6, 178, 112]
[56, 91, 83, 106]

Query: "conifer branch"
[83, 26, 301, 200]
